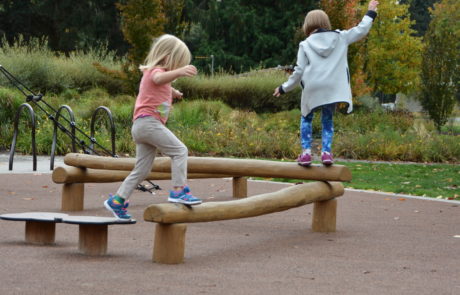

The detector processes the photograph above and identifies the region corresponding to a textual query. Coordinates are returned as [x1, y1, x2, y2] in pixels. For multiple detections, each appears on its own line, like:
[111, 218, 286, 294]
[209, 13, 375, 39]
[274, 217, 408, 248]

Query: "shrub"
[1, 84, 458, 164]
[419, 0, 459, 131]
[0, 36, 124, 94]
[174, 70, 301, 113]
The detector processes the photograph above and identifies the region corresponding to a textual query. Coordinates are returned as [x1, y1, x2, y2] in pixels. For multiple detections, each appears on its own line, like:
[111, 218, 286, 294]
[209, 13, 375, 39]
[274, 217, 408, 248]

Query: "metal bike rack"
[1, 65, 160, 192]
[50, 105, 76, 170]
[90, 106, 116, 156]
[9, 103, 37, 171]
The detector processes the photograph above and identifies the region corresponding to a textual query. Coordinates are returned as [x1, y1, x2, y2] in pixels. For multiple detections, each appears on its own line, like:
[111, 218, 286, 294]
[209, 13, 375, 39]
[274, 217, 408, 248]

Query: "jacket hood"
[306, 31, 339, 57]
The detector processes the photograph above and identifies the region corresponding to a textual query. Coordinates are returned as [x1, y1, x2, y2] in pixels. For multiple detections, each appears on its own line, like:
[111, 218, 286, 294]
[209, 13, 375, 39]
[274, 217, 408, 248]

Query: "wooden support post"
[232, 177, 247, 198]
[61, 183, 84, 212]
[78, 224, 108, 256]
[153, 223, 187, 264]
[25, 221, 56, 245]
[312, 198, 337, 232]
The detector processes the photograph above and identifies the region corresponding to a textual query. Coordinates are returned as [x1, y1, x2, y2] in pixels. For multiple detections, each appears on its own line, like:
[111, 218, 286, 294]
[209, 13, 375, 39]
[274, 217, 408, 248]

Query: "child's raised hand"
[180, 65, 198, 77]
[368, 0, 379, 11]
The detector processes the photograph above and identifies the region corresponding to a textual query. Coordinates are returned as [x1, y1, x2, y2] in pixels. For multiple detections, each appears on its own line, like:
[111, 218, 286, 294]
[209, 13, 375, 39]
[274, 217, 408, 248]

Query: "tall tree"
[0, 0, 127, 55]
[163, 0, 188, 37]
[182, 0, 317, 73]
[94, 0, 165, 93]
[400, 0, 441, 36]
[320, 0, 372, 98]
[365, 0, 422, 96]
[419, 0, 459, 131]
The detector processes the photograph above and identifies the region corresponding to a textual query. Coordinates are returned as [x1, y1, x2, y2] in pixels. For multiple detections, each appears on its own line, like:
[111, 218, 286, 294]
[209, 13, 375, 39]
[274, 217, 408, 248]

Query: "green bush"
[1, 84, 458, 163]
[0, 88, 24, 124]
[0, 88, 30, 150]
[174, 70, 301, 113]
[0, 36, 124, 94]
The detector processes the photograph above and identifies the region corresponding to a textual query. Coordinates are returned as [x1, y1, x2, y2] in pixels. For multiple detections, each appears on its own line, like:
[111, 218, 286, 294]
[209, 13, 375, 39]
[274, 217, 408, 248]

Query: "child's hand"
[172, 88, 183, 99]
[273, 87, 281, 97]
[368, 0, 379, 11]
[179, 65, 197, 77]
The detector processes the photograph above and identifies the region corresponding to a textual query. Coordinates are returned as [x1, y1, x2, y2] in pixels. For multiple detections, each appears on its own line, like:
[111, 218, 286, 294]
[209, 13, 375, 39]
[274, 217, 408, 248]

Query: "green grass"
[260, 161, 460, 201]
[343, 161, 460, 200]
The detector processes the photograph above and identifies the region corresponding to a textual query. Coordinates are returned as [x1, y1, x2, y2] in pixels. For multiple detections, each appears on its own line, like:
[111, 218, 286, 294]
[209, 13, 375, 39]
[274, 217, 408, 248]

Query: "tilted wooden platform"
[0, 212, 135, 255]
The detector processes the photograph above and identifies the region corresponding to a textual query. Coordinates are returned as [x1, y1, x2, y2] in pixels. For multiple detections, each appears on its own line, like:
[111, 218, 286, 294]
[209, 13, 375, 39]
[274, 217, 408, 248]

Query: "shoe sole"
[168, 198, 202, 205]
[322, 161, 333, 166]
[104, 200, 132, 220]
[297, 162, 311, 167]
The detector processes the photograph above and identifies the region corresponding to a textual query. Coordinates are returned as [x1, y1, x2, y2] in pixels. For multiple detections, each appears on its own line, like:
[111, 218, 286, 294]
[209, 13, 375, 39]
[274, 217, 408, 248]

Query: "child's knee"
[179, 144, 188, 157]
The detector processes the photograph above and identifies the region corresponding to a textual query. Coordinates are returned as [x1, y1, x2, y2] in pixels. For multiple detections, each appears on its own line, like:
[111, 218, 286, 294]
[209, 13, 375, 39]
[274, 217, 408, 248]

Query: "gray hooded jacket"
[280, 11, 377, 116]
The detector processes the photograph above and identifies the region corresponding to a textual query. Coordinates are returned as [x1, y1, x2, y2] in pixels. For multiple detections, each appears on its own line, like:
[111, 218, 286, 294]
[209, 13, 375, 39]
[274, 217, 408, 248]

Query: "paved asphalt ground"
[0, 154, 459, 295]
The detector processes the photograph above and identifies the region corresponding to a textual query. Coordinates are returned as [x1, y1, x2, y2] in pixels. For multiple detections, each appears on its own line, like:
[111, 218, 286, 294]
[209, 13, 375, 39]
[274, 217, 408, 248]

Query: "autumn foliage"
[320, 0, 371, 99]
[420, 0, 459, 130]
[94, 0, 165, 94]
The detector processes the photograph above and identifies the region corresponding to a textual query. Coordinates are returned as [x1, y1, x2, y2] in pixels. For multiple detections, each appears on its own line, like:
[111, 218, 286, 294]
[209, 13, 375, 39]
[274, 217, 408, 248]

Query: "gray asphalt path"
[0, 155, 459, 295]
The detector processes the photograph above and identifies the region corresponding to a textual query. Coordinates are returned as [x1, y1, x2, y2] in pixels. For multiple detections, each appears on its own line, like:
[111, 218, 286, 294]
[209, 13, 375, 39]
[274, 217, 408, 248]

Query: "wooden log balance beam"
[52, 166, 229, 184]
[55, 153, 351, 211]
[63, 153, 352, 182]
[144, 181, 344, 264]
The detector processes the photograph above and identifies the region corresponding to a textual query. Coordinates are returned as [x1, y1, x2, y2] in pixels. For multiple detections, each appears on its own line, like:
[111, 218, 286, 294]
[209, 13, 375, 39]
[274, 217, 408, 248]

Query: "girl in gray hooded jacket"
[274, 0, 379, 166]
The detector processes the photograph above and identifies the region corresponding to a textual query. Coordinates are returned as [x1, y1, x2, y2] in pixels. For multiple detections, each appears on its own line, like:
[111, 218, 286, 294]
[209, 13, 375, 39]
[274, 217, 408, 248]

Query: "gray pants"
[117, 116, 188, 200]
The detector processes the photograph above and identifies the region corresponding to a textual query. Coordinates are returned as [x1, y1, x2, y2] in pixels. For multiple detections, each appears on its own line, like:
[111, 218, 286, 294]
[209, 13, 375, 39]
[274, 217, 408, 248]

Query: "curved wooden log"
[144, 181, 344, 224]
[52, 166, 229, 184]
[64, 153, 352, 182]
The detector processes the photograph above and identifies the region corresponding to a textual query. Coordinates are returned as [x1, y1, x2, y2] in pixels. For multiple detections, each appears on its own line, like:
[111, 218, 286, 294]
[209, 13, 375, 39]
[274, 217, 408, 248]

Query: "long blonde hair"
[302, 10, 331, 37]
[139, 34, 191, 71]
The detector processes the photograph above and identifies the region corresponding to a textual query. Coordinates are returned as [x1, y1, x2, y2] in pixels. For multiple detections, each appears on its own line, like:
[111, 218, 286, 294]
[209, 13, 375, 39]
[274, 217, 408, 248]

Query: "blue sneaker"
[168, 186, 202, 205]
[104, 194, 132, 220]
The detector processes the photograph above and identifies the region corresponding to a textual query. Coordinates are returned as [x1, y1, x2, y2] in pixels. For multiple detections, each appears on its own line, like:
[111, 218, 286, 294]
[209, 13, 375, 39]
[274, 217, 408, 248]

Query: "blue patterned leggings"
[300, 103, 335, 153]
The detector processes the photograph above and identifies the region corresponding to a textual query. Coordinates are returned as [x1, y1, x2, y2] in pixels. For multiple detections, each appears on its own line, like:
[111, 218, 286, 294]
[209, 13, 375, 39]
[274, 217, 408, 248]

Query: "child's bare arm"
[152, 65, 197, 85]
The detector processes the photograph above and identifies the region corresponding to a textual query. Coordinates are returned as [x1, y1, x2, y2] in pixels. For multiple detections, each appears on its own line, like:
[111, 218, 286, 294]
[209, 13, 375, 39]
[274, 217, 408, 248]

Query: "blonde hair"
[302, 10, 331, 37]
[139, 34, 191, 71]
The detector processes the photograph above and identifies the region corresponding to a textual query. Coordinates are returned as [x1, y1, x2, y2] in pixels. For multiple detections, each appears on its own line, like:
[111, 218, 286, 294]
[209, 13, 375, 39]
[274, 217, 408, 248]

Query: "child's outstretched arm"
[273, 44, 309, 97]
[341, 0, 379, 45]
[152, 65, 197, 85]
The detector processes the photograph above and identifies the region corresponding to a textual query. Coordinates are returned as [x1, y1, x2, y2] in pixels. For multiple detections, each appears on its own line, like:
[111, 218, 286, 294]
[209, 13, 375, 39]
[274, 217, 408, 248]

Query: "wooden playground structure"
[49, 153, 352, 263]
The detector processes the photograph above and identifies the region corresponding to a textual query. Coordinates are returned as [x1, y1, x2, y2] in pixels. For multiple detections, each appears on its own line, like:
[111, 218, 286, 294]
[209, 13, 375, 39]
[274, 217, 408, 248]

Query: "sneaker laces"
[121, 200, 129, 213]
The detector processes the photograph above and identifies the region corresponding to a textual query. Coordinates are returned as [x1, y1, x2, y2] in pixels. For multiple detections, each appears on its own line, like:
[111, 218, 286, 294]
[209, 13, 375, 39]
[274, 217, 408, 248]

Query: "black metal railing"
[1, 65, 160, 193]
[90, 106, 116, 157]
[9, 103, 37, 171]
[50, 105, 76, 170]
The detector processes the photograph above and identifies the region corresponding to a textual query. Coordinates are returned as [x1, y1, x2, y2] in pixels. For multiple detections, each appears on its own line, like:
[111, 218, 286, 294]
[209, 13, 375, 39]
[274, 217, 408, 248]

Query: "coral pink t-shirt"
[133, 68, 172, 124]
